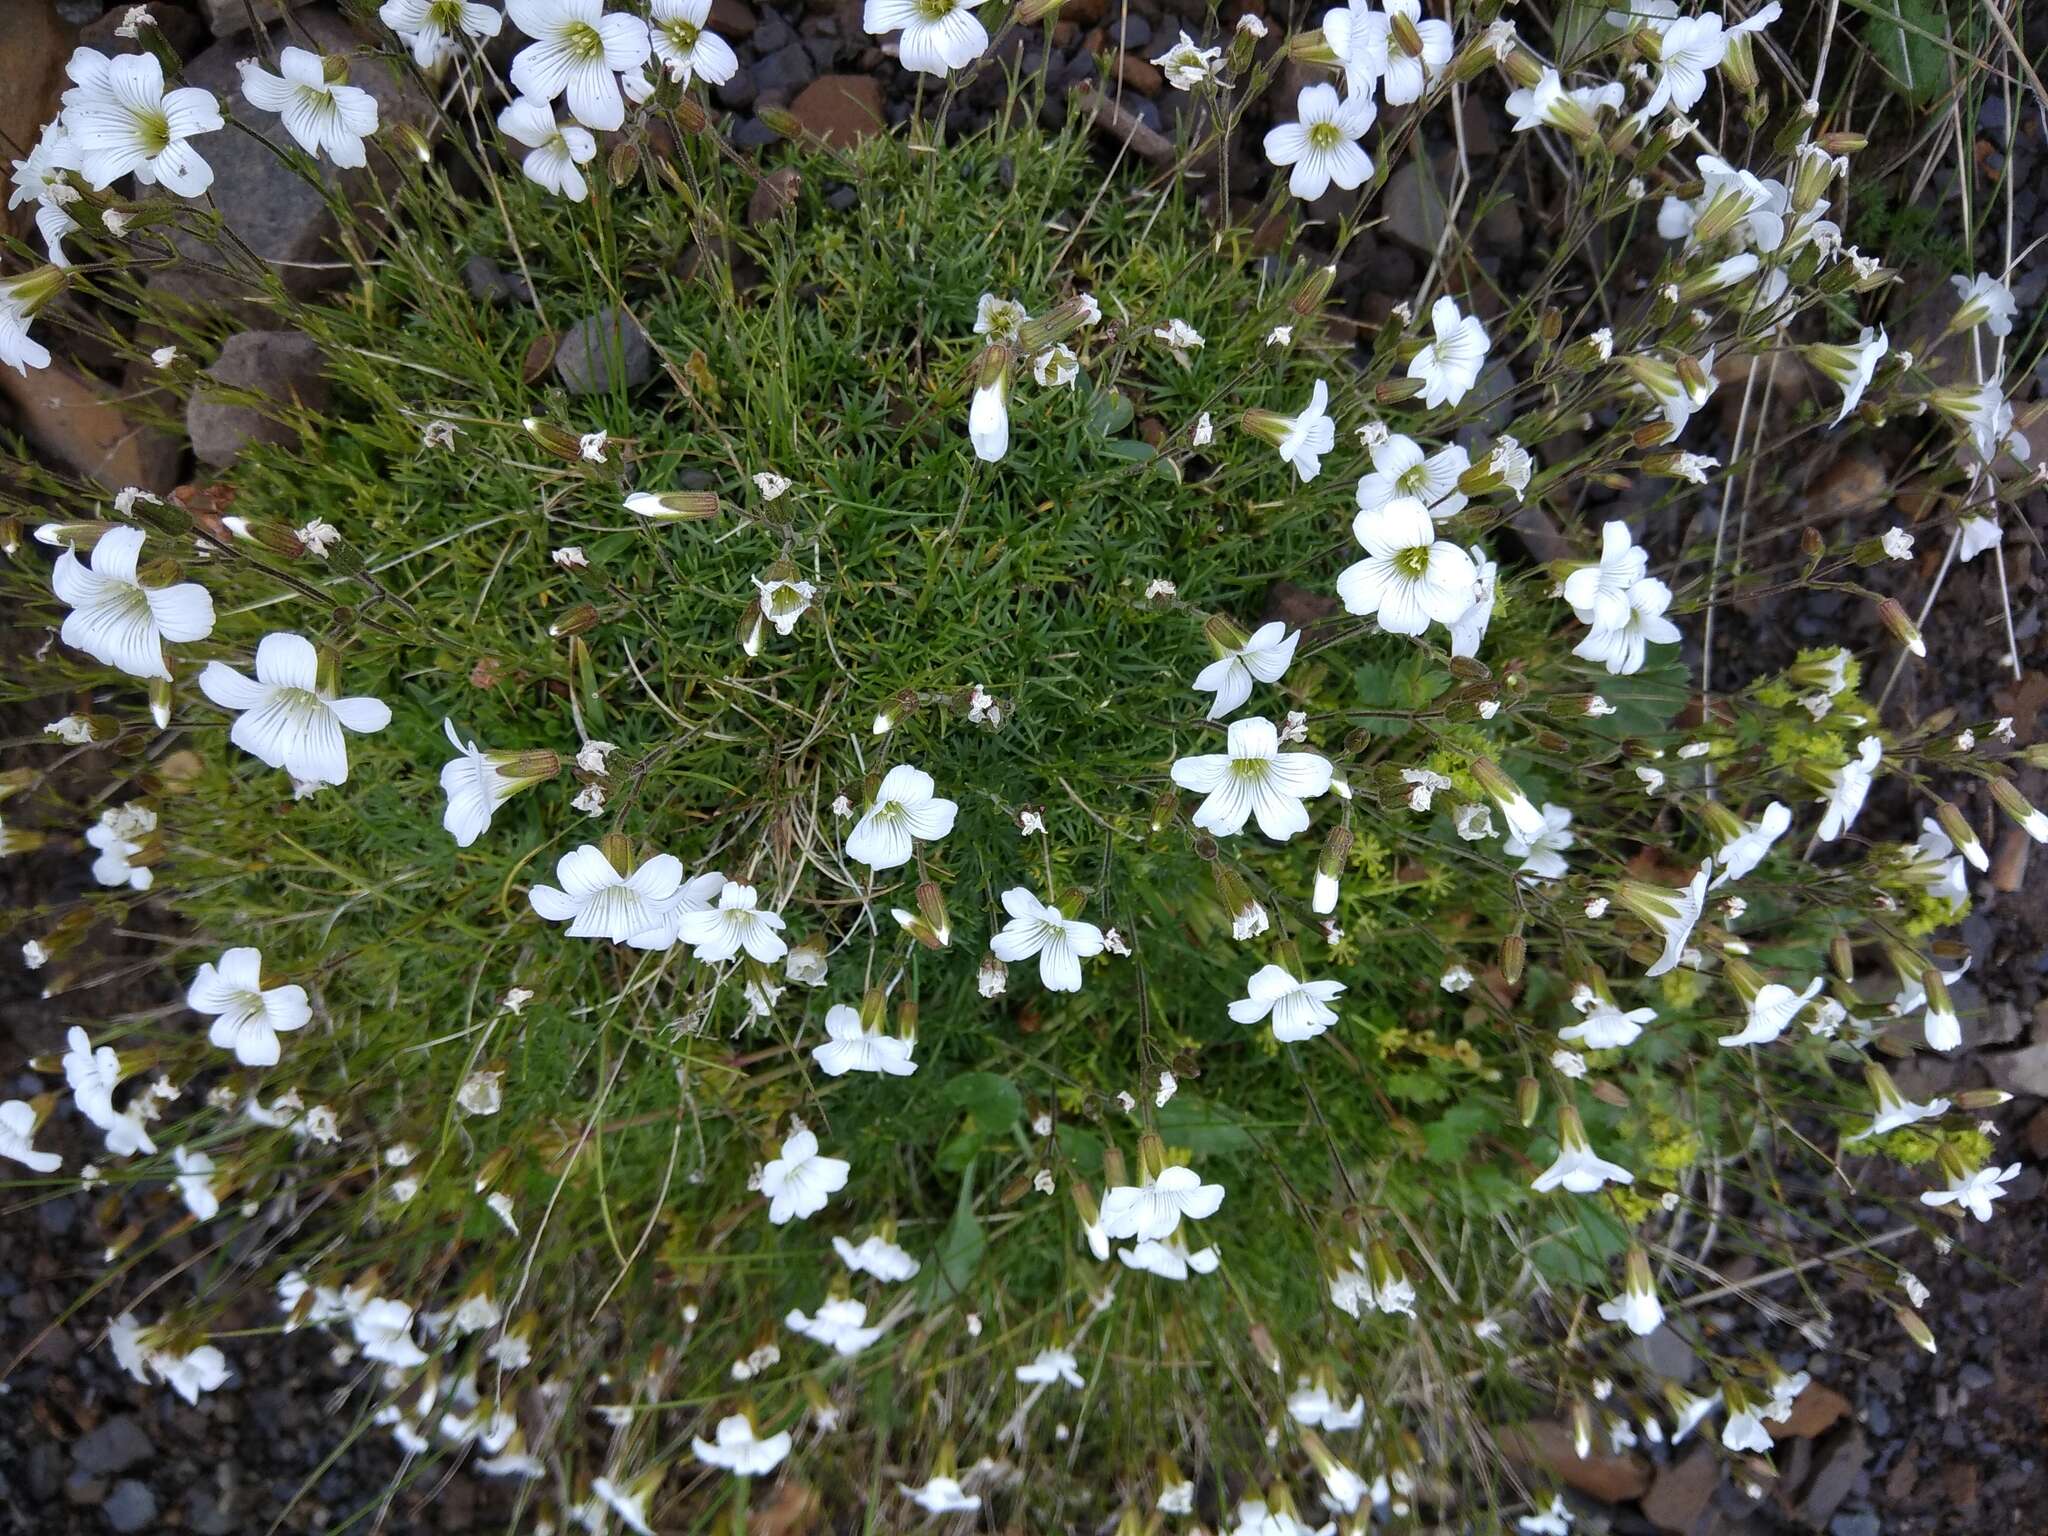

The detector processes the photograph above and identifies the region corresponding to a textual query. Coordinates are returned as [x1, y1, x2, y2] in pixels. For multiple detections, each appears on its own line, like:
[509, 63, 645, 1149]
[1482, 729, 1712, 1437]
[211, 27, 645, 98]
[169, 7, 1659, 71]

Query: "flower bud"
[1499, 927, 1525, 986]
[1013, 0, 1063, 22]
[1953, 1088, 2012, 1111]
[1893, 1305, 1938, 1354]
[1290, 264, 1337, 318]
[916, 881, 950, 946]
[521, 416, 585, 460]
[1313, 825, 1352, 915]
[623, 489, 719, 521]
[1875, 597, 1924, 658]
[1988, 776, 2048, 842]
[548, 603, 600, 639]
[1933, 801, 1989, 871]
[1149, 788, 1178, 833]
[1516, 1075, 1540, 1126]
[1374, 375, 1425, 405]
[1286, 28, 1340, 65]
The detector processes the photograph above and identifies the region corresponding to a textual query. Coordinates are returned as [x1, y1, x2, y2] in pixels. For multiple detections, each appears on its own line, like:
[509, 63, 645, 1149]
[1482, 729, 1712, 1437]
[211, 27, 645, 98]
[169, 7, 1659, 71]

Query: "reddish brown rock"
[1769, 1380, 1851, 1440]
[0, 361, 181, 494]
[1643, 1443, 1719, 1533]
[1495, 1420, 1651, 1502]
[1115, 50, 1164, 93]
[789, 75, 885, 147]
[709, 0, 758, 40]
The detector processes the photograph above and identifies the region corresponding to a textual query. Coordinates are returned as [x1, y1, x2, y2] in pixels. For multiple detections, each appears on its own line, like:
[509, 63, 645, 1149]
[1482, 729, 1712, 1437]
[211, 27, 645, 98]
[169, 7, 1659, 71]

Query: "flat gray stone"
[188, 330, 329, 467]
[555, 308, 654, 395]
[103, 1479, 158, 1534]
[71, 1416, 153, 1479]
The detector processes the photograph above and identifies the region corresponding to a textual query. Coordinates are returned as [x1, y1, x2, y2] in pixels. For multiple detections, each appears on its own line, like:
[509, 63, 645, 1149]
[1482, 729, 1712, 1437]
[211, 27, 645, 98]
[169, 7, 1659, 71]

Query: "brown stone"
[0, 3, 73, 248]
[1643, 1443, 1719, 1534]
[0, 361, 181, 494]
[748, 167, 803, 226]
[708, 0, 758, 40]
[789, 75, 885, 146]
[1495, 1420, 1651, 1503]
[1768, 1380, 1850, 1440]
[80, 3, 208, 58]
[1806, 451, 1887, 522]
[1115, 50, 1164, 93]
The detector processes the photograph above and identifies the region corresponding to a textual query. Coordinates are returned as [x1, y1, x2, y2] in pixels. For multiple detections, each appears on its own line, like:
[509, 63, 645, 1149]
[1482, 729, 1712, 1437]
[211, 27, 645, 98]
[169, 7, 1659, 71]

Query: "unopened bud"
[1499, 928, 1525, 986]
[1290, 264, 1337, 318]
[623, 490, 719, 521]
[548, 603, 600, 638]
[1516, 1075, 1540, 1126]
[522, 417, 584, 460]
[1876, 597, 1924, 658]
[1934, 801, 1989, 871]
[1988, 776, 2048, 842]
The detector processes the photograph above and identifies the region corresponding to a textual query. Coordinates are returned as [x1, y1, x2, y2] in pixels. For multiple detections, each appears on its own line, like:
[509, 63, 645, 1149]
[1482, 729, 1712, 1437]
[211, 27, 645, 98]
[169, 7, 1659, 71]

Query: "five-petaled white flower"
[1406, 296, 1490, 409]
[1357, 432, 1470, 521]
[1949, 271, 2016, 338]
[379, 0, 506, 66]
[1532, 1107, 1634, 1194]
[60, 47, 224, 198]
[645, 0, 739, 86]
[1016, 1346, 1085, 1388]
[1712, 801, 1791, 885]
[439, 719, 557, 847]
[1171, 716, 1334, 841]
[1574, 576, 1682, 676]
[1337, 494, 1481, 637]
[1263, 84, 1376, 201]
[1244, 378, 1337, 483]
[528, 843, 685, 947]
[1921, 1162, 2021, 1222]
[1100, 1165, 1226, 1241]
[902, 1476, 980, 1514]
[1560, 999, 1656, 1051]
[86, 803, 155, 891]
[1504, 802, 1575, 880]
[1563, 520, 1649, 630]
[174, 1144, 221, 1220]
[1152, 30, 1224, 90]
[238, 48, 380, 168]
[0, 1100, 61, 1173]
[1194, 621, 1299, 721]
[760, 1127, 849, 1224]
[1816, 735, 1882, 842]
[1228, 963, 1346, 1042]
[1447, 547, 1497, 660]
[1718, 977, 1823, 1047]
[693, 1413, 792, 1476]
[786, 1296, 885, 1355]
[497, 95, 597, 200]
[52, 525, 214, 681]
[507, 0, 650, 132]
[1117, 1234, 1221, 1281]
[188, 946, 311, 1067]
[1597, 1248, 1664, 1337]
[845, 764, 959, 870]
[811, 1003, 918, 1077]
[833, 1232, 921, 1281]
[1645, 11, 1725, 116]
[63, 1027, 123, 1130]
[198, 633, 391, 787]
[676, 879, 789, 962]
[862, 0, 989, 76]
[989, 887, 1105, 992]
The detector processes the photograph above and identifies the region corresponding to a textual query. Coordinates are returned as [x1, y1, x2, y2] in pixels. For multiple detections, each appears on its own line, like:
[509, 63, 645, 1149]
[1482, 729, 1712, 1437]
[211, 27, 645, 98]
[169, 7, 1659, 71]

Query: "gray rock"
[1985, 1041, 2048, 1097]
[102, 1479, 158, 1534]
[145, 8, 436, 320]
[188, 330, 330, 468]
[198, 0, 302, 37]
[1382, 160, 1452, 254]
[554, 308, 653, 395]
[1633, 1322, 1700, 1383]
[1829, 1514, 1880, 1536]
[71, 1416, 154, 1479]
[1799, 1427, 1867, 1530]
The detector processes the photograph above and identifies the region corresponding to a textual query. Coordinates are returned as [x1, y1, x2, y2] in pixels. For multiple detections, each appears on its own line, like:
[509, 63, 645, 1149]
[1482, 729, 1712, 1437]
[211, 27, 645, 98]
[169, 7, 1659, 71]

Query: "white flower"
[1645, 11, 1725, 116]
[1503, 802, 1574, 880]
[528, 844, 685, 947]
[63, 1027, 123, 1131]
[1337, 496, 1481, 636]
[694, 1413, 792, 1476]
[174, 1145, 220, 1221]
[1517, 1495, 1574, 1536]
[380, 0, 505, 66]
[353, 1297, 429, 1369]
[862, 0, 989, 75]
[1171, 716, 1333, 841]
[1532, 1108, 1633, 1194]
[1718, 977, 1823, 1046]
[1562, 520, 1649, 629]
[153, 1342, 231, 1404]
[1192, 412, 1214, 446]
[1623, 862, 1710, 978]
[1229, 963, 1345, 1042]
[968, 364, 1010, 464]
[238, 48, 379, 168]
[60, 47, 224, 197]
[1263, 84, 1376, 201]
[1152, 31, 1224, 90]
[811, 1003, 917, 1077]
[0, 272, 52, 374]
[1949, 271, 2017, 337]
[1401, 766, 1451, 811]
[1811, 326, 1889, 426]
[1016, 1346, 1085, 1388]
[188, 946, 311, 1067]
[1551, 1048, 1587, 1078]
[1921, 1162, 2021, 1222]
[552, 545, 587, 569]
[760, 1127, 849, 1224]
[1194, 621, 1299, 721]
[676, 879, 789, 963]
[752, 575, 816, 640]
[1357, 433, 1470, 520]
[86, 804, 156, 891]
[439, 718, 555, 847]
[1032, 343, 1078, 387]
[1560, 1001, 1656, 1051]
[1117, 1235, 1221, 1281]
[507, 0, 649, 131]
[1153, 317, 1205, 362]
[1406, 296, 1490, 409]
[1262, 378, 1339, 482]
[785, 1296, 884, 1356]
[902, 1476, 980, 1514]
[1816, 735, 1882, 842]
[1712, 801, 1791, 885]
[52, 525, 214, 681]
[457, 1070, 503, 1115]
[974, 293, 1027, 341]
[294, 517, 336, 555]
[1289, 1381, 1366, 1430]
[1506, 67, 1625, 137]
[645, 0, 738, 86]
[845, 763, 959, 869]
[988, 887, 1105, 992]
[1956, 515, 2003, 562]
[833, 1232, 920, 1282]
[1100, 1165, 1225, 1242]
[1440, 962, 1476, 992]
[0, 1100, 61, 1173]
[1573, 577, 1682, 676]
[497, 95, 597, 199]
[199, 633, 391, 787]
